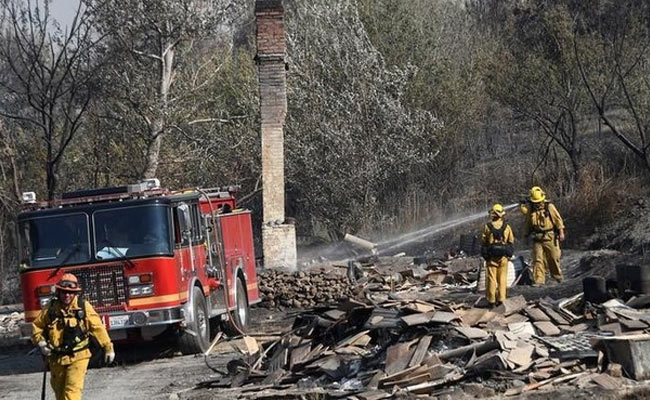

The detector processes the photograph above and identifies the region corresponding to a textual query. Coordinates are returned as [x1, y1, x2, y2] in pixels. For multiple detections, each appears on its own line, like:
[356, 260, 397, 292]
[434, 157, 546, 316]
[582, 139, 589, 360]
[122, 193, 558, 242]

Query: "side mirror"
[202, 214, 212, 232]
[177, 203, 192, 236]
[16, 221, 31, 270]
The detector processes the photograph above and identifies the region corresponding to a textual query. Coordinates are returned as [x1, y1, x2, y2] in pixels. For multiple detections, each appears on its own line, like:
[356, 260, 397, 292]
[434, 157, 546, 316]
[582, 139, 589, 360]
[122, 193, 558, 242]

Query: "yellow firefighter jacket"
[32, 296, 113, 366]
[480, 219, 514, 259]
[521, 202, 565, 242]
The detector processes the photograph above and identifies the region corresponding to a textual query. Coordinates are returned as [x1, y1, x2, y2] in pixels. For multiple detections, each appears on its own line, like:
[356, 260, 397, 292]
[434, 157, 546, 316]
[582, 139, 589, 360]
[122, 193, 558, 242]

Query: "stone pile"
[257, 254, 484, 310]
[258, 268, 354, 309]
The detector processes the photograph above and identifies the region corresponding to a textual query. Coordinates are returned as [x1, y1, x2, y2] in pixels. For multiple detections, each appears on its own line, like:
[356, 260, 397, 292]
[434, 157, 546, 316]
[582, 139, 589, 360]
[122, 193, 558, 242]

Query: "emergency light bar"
[128, 178, 161, 193]
[21, 192, 36, 204]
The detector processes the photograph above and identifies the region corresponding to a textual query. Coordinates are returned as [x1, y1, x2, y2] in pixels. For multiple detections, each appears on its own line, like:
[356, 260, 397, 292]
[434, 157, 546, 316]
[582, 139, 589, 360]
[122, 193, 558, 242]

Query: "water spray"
[376, 203, 519, 255]
[308, 203, 520, 265]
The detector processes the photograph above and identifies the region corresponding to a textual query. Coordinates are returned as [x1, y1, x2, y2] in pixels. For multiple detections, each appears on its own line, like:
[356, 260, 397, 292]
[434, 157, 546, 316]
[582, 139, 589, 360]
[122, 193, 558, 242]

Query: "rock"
[438, 388, 470, 400]
[607, 363, 623, 378]
[462, 382, 496, 398]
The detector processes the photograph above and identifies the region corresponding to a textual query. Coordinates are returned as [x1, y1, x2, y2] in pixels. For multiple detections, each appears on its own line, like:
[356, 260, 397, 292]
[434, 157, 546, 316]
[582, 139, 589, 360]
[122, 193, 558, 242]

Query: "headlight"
[129, 284, 154, 298]
[127, 273, 153, 284]
[141, 285, 153, 295]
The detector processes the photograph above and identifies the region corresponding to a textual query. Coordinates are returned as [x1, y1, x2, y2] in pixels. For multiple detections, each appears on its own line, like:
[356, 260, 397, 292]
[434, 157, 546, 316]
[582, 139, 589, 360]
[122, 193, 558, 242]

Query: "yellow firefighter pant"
[49, 357, 90, 400]
[532, 239, 562, 284]
[486, 257, 508, 304]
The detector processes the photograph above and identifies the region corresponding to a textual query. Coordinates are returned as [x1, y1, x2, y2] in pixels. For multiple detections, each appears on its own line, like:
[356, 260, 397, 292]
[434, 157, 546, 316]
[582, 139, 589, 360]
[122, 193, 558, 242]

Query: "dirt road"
[0, 308, 292, 400]
[0, 351, 225, 399]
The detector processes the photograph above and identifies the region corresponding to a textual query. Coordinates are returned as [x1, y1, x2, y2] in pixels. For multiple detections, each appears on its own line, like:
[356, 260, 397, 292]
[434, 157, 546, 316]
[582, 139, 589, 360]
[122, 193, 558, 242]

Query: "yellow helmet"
[489, 203, 505, 218]
[529, 186, 546, 203]
[55, 273, 82, 292]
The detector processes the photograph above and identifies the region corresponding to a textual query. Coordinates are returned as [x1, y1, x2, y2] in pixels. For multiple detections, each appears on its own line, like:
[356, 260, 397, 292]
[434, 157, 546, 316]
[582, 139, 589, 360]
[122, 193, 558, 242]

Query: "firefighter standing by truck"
[520, 186, 566, 286]
[32, 273, 114, 400]
[480, 204, 515, 308]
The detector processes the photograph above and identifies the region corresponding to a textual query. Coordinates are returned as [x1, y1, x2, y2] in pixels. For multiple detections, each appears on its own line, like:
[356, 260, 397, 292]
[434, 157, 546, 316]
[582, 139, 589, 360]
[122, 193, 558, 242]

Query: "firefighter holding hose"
[32, 273, 114, 400]
[520, 186, 566, 286]
[480, 204, 515, 308]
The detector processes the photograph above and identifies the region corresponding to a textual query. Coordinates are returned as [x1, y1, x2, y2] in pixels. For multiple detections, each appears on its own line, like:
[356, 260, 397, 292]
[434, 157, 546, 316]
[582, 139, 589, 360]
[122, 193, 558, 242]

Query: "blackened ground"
[508, 249, 635, 301]
[586, 199, 650, 254]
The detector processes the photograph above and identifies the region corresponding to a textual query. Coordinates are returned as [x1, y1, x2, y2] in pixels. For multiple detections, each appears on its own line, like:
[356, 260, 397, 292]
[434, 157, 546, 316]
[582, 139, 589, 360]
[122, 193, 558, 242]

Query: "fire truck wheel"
[233, 276, 250, 331]
[178, 286, 210, 354]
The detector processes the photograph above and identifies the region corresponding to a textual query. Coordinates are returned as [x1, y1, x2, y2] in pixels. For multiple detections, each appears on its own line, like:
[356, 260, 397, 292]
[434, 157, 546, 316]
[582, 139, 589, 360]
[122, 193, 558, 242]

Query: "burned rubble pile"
[201, 256, 650, 398]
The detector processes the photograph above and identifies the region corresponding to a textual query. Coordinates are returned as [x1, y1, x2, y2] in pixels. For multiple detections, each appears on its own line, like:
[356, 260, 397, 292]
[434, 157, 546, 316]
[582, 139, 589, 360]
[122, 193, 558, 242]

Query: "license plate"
[109, 315, 130, 328]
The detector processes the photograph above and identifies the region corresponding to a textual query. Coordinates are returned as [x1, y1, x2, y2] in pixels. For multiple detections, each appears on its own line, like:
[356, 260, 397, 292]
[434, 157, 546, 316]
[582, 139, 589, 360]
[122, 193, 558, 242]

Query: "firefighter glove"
[38, 340, 51, 356]
[104, 350, 115, 364]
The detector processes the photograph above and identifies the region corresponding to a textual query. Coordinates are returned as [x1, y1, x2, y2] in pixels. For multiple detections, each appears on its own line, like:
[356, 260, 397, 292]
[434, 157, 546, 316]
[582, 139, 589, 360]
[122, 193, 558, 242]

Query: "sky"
[49, 0, 79, 28]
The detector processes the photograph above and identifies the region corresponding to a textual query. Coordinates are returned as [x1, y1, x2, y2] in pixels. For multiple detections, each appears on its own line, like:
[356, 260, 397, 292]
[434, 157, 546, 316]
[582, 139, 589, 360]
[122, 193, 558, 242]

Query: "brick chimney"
[256, 0, 297, 269]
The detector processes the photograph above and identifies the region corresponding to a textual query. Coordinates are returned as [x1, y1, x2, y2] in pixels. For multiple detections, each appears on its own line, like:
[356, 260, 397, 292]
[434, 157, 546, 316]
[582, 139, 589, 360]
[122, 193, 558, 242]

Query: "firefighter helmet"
[55, 273, 82, 292]
[529, 186, 546, 203]
[489, 203, 506, 218]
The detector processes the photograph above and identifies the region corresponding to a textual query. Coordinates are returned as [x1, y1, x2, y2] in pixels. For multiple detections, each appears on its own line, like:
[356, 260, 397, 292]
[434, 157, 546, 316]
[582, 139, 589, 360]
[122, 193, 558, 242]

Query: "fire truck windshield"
[19, 213, 91, 268]
[93, 205, 172, 260]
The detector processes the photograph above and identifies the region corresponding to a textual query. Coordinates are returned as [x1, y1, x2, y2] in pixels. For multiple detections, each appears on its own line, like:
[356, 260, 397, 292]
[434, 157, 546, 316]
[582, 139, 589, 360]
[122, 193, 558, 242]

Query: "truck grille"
[68, 264, 127, 313]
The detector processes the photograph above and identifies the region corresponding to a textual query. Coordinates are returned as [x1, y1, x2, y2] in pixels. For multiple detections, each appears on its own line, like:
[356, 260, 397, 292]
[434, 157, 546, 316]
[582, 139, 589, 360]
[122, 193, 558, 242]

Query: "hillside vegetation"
[1, 0, 649, 302]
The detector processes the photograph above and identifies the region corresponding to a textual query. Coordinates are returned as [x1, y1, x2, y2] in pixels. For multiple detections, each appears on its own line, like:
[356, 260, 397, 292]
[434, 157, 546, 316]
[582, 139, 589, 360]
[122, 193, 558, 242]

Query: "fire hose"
[196, 188, 246, 337]
[197, 189, 250, 375]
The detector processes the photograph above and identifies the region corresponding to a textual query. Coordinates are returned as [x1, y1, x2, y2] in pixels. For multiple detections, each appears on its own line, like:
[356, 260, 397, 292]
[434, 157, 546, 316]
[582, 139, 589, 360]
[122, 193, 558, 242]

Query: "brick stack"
[256, 0, 297, 269]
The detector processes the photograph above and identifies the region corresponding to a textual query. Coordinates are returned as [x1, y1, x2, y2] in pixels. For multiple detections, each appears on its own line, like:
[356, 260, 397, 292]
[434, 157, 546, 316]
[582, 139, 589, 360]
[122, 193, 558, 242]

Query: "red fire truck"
[17, 179, 259, 354]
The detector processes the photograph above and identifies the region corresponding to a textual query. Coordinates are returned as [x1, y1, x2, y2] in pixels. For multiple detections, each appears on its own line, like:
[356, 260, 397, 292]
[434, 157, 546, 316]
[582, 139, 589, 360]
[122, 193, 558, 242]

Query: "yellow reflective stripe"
[72, 338, 89, 352]
[247, 282, 258, 290]
[27, 291, 192, 315]
[129, 293, 182, 307]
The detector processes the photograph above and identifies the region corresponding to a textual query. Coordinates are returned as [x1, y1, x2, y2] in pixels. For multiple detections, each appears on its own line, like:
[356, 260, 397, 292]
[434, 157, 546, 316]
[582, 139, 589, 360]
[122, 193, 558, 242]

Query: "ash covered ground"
[3, 204, 650, 399]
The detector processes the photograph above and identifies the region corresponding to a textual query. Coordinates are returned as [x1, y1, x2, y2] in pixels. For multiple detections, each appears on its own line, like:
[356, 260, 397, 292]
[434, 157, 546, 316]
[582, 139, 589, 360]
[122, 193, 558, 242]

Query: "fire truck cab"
[17, 179, 259, 354]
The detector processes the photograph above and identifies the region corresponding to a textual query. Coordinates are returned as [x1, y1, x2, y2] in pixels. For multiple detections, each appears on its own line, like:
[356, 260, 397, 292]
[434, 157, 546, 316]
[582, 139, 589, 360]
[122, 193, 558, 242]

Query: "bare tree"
[574, 1, 650, 174]
[0, 0, 105, 199]
[91, 0, 245, 179]
[0, 121, 21, 303]
[483, 3, 590, 183]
